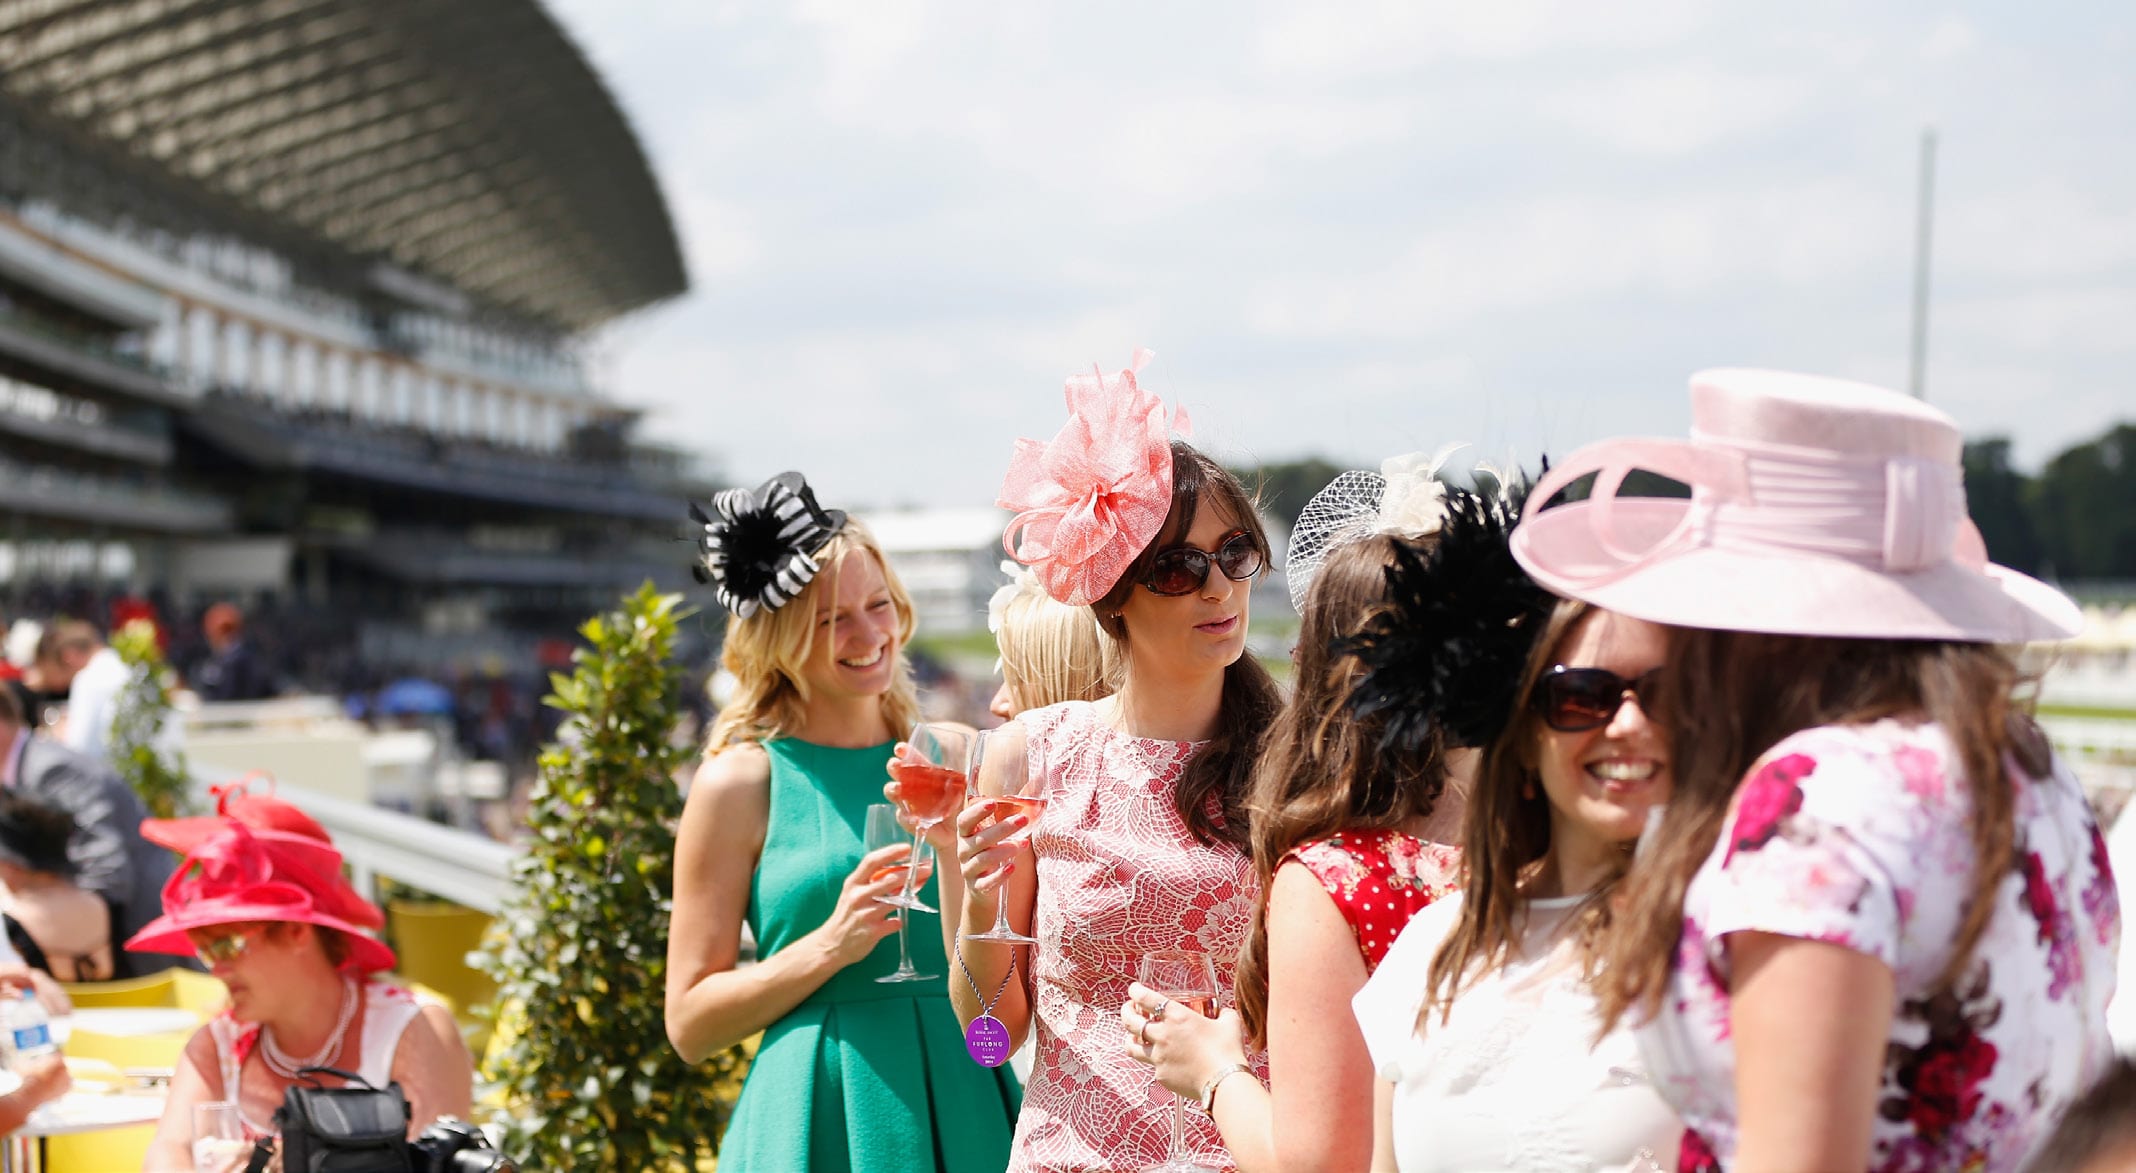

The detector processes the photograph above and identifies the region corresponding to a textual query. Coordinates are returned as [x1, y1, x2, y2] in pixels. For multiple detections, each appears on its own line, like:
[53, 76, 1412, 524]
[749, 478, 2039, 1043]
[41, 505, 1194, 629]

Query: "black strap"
[295, 1064, 372, 1089]
[241, 1137, 276, 1173]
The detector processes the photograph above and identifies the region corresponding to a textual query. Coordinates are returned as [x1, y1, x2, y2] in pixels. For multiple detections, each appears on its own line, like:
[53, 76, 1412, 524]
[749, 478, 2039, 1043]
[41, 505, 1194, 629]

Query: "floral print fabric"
[1290, 828, 1461, 970]
[1642, 719, 2120, 1172]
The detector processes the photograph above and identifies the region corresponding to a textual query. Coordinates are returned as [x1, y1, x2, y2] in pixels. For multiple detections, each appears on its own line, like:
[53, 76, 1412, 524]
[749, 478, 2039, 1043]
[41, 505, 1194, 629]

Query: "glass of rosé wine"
[1138, 950, 1222, 1172]
[883, 722, 970, 914]
[963, 726, 1045, 944]
[865, 803, 937, 983]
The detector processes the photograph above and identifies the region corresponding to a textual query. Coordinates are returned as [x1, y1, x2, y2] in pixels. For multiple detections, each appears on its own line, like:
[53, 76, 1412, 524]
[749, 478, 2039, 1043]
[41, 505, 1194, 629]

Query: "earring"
[1521, 780, 1537, 801]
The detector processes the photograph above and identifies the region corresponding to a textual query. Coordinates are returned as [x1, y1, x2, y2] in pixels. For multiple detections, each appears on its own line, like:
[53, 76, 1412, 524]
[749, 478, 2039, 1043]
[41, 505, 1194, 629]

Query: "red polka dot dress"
[1289, 828, 1461, 970]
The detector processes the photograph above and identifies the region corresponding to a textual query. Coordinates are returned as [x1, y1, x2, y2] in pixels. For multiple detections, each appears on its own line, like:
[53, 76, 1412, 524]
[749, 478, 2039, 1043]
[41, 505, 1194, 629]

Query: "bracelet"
[1197, 1062, 1251, 1115]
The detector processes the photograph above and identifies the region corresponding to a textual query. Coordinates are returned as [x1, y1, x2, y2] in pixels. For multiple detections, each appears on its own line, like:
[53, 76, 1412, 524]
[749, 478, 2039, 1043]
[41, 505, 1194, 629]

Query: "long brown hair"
[1592, 630, 2045, 1033]
[1234, 533, 1451, 1044]
[1419, 597, 1609, 1027]
[703, 519, 922, 753]
[1092, 440, 1281, 851]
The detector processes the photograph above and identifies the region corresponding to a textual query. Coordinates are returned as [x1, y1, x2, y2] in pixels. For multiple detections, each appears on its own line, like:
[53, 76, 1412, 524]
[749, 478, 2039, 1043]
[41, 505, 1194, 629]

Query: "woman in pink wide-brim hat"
[130, 821, 472, 1170]
[1517, 368, 2116, 1172]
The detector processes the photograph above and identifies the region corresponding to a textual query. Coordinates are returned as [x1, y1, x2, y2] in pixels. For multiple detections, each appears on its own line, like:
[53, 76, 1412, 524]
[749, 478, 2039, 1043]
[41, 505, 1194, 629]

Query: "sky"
[543, 0, 2136, 511]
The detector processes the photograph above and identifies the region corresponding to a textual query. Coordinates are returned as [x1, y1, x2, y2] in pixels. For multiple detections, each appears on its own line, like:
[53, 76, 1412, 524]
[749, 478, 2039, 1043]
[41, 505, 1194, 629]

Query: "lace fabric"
[1008, 701, 1267, 1173]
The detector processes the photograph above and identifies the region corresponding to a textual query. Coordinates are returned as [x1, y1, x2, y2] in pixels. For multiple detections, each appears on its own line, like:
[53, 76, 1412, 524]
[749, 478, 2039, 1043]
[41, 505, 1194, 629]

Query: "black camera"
[245, 1067, 522, 1173]
[410, 1118, 516, 1173]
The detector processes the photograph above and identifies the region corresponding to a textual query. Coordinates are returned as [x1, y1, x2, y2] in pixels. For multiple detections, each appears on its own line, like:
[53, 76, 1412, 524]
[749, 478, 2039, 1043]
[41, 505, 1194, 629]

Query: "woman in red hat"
[134, 821, 472, 1170]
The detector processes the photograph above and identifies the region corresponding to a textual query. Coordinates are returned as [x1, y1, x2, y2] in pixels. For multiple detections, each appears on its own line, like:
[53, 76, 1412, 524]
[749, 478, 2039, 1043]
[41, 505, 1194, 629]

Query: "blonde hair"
[994, 575, 1115, 710]
[703, 519, 921, 752]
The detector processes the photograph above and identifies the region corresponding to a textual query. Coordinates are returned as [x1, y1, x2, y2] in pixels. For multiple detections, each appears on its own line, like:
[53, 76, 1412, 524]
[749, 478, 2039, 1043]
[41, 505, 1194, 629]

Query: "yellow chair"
[60, 970, 180, 1009]
[61, 1026, 194, 1070]
[50, 1031, 195, 1172]
[170, 968, 229, 1016]
[43, 1121, 158, 1171]
[386, 900, 497, 1038]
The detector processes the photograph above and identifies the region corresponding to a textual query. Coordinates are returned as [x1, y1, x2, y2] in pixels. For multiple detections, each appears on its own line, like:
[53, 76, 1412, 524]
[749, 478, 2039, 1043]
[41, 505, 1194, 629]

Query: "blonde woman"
[986, 563, 1115, 720]
[665, 471, 1017, 1173]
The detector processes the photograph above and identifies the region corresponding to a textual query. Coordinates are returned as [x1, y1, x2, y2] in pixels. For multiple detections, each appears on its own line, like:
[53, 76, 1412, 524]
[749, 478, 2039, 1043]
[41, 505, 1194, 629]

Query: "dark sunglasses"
[1533, 666, 1663, 733]
[1140, 531, 1265, 597]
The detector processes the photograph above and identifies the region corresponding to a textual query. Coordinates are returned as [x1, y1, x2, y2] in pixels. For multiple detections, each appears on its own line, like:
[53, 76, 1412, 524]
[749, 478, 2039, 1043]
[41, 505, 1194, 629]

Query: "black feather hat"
[690, 471, 848, 619]
[1338, 465, 1556, 753]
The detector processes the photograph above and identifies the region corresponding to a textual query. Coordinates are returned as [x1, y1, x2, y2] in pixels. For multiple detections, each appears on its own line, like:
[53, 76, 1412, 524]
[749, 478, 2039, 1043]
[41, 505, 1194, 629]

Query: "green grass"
[2037, 702, 2136, 722]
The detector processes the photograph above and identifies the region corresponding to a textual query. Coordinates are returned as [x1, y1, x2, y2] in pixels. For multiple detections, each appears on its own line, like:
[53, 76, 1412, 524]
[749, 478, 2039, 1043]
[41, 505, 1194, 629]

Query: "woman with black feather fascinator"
[665, 470, 1019, 1172]
[1119, 449, 1471, 1173]
[1345, 462, 1690, 1171]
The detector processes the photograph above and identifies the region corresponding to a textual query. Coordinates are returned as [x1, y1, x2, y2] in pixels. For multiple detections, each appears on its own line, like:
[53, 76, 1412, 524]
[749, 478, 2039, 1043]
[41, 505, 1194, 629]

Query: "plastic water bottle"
[3, 988, 55, 1069]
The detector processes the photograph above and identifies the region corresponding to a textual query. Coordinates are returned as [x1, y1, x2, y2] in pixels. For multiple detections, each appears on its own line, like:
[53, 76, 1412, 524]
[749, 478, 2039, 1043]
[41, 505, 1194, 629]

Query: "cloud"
[1543, 66, 1819, 156]
[1921, 15, 1981, 61]
[1243, 178, 1897, 340]
[1252, 0, 1710, 77]
[547, 0, 2136, 505]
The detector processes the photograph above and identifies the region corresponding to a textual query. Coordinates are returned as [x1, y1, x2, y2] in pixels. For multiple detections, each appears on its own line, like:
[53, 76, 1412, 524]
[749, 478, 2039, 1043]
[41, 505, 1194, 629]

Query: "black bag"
[244, 1065, 415, 1173]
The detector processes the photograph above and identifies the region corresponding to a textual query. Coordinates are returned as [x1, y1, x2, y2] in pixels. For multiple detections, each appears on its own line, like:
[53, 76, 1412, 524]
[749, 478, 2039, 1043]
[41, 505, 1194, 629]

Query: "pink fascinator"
[997, 349, 1191, 606]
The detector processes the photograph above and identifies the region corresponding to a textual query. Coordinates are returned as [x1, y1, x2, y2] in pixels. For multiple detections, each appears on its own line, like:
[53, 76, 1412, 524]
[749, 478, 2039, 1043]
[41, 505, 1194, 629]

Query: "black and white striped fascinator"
[690, 471, 849, 619]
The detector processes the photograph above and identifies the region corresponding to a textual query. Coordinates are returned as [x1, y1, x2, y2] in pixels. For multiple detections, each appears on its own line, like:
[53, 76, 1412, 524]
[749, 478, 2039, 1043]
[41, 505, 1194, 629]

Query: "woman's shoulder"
[1375, 890, 1467, 982]
[1015, 698, 1101, 746]
[690, 741, 774, 796]
[1746, 719, 1961, 810]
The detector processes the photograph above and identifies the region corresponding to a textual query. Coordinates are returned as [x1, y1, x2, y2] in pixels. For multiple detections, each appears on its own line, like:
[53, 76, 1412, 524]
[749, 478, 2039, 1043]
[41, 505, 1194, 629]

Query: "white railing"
[192, 768, 520, 914]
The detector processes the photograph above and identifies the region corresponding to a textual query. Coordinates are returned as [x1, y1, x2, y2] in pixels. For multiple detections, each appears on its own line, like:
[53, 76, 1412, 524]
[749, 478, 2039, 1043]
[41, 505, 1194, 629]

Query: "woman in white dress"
[1348, 484, 1683, 1172]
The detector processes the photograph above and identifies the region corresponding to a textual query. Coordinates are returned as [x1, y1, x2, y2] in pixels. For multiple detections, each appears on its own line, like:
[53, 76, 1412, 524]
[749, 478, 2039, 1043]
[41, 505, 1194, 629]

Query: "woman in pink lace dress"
[1117, 461, 1472, 1173]
[950, 350, 1282, 1172]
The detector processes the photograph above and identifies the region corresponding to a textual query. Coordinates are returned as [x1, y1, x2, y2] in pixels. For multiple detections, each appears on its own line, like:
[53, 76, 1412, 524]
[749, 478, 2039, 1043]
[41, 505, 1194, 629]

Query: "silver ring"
[1138, 1017, 1151, 1045]
[1151, 998, 1170, 1022]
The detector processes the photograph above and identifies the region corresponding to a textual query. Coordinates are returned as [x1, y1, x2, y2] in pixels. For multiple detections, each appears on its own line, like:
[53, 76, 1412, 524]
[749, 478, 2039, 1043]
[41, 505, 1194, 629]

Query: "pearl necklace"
[260, 977, 359, 1079]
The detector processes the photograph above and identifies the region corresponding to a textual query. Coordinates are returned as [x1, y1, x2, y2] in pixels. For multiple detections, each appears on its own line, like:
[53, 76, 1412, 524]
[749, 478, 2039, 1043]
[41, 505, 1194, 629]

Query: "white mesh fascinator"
[1286, 444, 1472, 611]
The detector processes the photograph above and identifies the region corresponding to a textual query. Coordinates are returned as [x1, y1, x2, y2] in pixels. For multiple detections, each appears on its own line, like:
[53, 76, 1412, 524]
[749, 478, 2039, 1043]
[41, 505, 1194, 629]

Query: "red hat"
[125, 820, 396, 974]
[141, 776, 383, 930]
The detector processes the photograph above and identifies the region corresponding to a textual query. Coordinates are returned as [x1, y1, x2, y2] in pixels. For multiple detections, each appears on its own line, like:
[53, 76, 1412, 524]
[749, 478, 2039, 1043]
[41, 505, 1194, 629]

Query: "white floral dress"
[1643, 719, 2120, 1172]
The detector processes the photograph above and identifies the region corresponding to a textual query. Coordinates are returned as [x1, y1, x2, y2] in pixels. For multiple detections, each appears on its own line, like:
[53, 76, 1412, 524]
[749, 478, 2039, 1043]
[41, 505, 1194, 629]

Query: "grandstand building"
[0, 0, 707, 672]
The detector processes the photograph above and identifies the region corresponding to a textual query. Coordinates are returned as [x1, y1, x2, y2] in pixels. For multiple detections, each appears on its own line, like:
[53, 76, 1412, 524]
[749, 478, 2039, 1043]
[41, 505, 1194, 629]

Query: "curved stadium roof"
[0, 0, 687, 331]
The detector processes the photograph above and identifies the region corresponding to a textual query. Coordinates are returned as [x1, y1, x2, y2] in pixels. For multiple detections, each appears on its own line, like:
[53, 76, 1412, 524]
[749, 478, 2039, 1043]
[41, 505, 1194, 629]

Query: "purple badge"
[965, 1015, 1012, 1067]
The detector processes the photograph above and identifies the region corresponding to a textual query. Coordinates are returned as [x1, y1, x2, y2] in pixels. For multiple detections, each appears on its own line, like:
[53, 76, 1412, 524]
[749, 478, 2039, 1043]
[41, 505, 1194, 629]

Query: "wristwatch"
[1197, 1062, 1251, 1115]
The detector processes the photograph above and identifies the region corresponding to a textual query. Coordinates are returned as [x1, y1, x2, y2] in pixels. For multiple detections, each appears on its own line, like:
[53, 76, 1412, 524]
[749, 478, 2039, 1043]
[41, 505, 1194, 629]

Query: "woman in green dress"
[666, 471, 1019, 1172]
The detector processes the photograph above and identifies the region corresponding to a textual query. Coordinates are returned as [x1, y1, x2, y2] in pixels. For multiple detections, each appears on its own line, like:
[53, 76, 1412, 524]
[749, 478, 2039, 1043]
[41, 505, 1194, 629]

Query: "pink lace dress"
[1010, 701, 1267, 1173]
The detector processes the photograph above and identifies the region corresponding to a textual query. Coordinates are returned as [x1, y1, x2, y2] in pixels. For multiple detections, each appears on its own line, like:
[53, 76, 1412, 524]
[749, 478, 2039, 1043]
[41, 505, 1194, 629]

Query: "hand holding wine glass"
[192, 1100, 250, 1173]
[884, 723, 971, 914]
[814, 841, 916, 971]
[866, 803, 939, 983]
[1135, 950, 1223, 1173]
[964, 726, 1044, 944]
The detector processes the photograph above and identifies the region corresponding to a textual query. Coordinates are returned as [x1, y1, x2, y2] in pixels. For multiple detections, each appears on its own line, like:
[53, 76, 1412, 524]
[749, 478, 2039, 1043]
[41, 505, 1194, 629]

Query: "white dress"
[1352, 891, 1682, 1172]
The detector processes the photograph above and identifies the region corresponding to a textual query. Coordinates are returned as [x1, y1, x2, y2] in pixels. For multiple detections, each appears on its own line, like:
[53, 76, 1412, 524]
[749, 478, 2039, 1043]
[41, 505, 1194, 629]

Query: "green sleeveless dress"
[716, 738, 1020, 1172]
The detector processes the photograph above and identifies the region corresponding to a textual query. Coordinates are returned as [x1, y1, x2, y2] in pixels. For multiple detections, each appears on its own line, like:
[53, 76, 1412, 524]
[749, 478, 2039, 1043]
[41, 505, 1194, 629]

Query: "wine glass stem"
[1170, 1092, 1187, 1159]
[990, 835, 1018, 934]
[895, 906, 913, 973]
[901, 825, 927, 905]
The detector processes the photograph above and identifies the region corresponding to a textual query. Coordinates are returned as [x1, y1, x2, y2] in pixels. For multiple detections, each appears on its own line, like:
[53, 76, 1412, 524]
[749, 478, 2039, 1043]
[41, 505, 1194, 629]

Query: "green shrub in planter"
[110, 618, 190, 820]
[477, 584, 745, 1168]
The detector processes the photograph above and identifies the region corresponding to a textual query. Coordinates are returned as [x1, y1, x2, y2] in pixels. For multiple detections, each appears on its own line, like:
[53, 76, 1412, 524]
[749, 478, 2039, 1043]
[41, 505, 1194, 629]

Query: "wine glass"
[192, 1101, 249, 1171]
[964, 726, 1043, 944]
[1137, 950, 1222, 1173]
[865, 803, 938, 984]
[883, 722, 971, 914]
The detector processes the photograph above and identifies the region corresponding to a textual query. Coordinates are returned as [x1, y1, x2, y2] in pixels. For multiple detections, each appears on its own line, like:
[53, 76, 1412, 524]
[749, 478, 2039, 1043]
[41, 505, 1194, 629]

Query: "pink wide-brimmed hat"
[140, 775, 384, 930]
[1511, 369, 2083, 643]
[125, 820, 397, 973]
